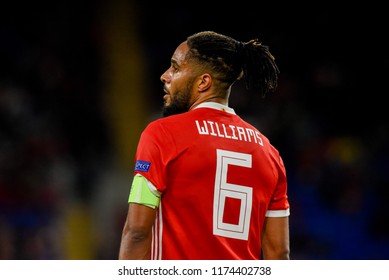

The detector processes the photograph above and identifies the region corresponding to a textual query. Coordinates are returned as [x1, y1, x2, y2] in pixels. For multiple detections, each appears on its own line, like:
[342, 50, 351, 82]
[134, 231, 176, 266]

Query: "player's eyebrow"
[171, 58, 179, 67]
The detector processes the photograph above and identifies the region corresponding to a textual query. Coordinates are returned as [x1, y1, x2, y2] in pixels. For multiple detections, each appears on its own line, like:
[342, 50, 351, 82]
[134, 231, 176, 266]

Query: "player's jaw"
[162, 87, 192, 117]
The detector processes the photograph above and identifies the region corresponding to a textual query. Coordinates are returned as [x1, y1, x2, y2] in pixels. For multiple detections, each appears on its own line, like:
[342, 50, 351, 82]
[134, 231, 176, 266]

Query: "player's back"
[137, 103, 288, 259]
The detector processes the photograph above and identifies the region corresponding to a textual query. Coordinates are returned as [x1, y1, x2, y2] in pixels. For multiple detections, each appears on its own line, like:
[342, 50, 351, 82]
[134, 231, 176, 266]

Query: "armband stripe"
[265, 208, 290, 217]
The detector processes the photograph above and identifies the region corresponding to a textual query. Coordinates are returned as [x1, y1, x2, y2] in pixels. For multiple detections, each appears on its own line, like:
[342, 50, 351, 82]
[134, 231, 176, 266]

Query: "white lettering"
[255, 130, 263, 146]
[194, 120, 264, 147]
[215, 122, 225, 137]
[229, 125, 238, 140]
[195, 120, 209, 135]
[246, 128, 255, 143]
[207, 121, 217, 136]
[222, 124, 231, 139]
[237, 127, 247, 141]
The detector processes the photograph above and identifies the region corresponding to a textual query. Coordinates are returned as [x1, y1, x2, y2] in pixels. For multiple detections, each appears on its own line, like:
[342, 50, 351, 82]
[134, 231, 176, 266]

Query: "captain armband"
[128, 174, 161, 209]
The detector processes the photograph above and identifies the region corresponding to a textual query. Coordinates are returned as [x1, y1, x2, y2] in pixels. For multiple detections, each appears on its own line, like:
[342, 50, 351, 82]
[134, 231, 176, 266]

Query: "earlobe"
[198, 74, 212, 92]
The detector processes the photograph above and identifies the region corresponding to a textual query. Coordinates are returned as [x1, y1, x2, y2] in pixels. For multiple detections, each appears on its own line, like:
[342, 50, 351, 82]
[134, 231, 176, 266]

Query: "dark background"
[0, 0, 388, 259]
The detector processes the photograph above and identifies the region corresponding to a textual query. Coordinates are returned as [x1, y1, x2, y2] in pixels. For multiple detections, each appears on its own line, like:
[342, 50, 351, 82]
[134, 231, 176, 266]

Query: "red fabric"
[133, 103, 289, 259]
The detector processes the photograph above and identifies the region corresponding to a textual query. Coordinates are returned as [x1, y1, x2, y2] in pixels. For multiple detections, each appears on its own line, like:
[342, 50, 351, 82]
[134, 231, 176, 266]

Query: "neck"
[189, 88, 231, 111]
[189, 96, 227, 110]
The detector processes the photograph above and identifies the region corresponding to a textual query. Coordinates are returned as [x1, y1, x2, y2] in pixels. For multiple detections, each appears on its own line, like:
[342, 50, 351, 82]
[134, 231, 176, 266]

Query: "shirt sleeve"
[266, 150, 290, 217]
[132, 120, 175, 193]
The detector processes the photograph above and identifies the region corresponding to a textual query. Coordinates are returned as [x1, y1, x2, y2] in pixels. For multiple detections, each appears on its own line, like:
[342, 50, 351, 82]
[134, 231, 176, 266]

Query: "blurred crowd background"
[0, 0, 388, 259]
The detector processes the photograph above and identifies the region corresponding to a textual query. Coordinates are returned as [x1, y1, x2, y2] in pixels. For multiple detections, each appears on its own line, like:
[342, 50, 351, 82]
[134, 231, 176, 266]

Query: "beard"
[162, 81, 193, 117]
[162, 100, 189, 117]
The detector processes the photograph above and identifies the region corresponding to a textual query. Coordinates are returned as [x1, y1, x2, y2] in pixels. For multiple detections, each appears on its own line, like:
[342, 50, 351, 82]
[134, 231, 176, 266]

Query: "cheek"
[170, 73, 185, 89]
[173, 71, 184, 81]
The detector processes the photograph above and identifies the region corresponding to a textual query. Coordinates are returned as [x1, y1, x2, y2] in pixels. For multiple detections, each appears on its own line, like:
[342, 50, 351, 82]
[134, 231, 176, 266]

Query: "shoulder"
[145, 113, 184, 129]
[145, 111, 200, 129]
[141, 113, 191, 139]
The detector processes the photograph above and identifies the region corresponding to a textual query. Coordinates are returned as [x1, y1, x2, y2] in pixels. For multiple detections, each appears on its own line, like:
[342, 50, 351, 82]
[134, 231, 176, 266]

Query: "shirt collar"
[193, 102, 236, 115]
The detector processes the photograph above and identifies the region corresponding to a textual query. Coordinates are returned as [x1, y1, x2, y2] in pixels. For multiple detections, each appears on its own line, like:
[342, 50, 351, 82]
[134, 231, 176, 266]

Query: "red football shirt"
[133, 102, 290, 259]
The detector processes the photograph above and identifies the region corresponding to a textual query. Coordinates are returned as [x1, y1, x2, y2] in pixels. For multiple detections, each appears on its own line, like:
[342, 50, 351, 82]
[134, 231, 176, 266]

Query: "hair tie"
[236, 41, 246, 62]
[236, 41, 245, 53]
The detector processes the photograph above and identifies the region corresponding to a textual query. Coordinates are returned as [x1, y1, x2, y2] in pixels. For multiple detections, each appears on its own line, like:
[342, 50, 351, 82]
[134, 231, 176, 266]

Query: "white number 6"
[213, 149, 252, 240]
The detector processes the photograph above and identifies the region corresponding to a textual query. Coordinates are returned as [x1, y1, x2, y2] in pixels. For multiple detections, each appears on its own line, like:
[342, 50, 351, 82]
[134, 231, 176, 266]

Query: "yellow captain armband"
[128, 174, 161, 209]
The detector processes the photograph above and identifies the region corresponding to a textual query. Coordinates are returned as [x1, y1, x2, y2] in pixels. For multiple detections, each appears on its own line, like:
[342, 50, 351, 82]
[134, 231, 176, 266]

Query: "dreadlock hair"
[186, 31, 280, 98]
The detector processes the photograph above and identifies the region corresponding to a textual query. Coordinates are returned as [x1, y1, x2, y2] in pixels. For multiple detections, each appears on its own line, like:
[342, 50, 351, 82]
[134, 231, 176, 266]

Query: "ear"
[197, 73, 212, 92]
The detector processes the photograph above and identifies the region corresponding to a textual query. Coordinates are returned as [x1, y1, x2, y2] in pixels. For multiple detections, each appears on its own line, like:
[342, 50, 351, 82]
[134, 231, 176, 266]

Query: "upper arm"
[261, 216, 290, 260]
[119, 174, 160, 259]
[125, 202, 157, 234]
[119, 203, 157, 259]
